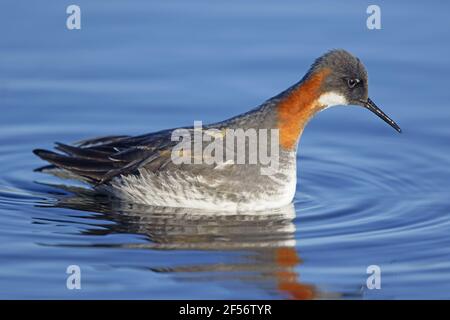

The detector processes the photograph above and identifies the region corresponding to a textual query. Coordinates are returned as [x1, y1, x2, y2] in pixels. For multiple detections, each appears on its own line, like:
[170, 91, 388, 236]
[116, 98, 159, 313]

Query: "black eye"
[347, 78, 360, 89]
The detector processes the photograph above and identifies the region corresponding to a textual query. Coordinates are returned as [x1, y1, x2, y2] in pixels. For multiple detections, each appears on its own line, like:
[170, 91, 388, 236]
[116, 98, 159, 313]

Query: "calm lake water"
[1, 0, 449, 299]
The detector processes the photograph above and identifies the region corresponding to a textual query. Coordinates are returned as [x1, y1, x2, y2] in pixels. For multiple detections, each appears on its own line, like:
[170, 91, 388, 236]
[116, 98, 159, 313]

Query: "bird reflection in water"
[36, 185, 320, 299]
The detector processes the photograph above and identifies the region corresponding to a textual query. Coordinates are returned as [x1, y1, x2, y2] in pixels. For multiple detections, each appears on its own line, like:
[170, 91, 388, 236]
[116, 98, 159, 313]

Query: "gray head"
[306, 49, 401, 132]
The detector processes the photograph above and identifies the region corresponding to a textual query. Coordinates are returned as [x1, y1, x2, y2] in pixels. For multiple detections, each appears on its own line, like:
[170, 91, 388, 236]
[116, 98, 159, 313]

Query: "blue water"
[1, 0, 450, 299]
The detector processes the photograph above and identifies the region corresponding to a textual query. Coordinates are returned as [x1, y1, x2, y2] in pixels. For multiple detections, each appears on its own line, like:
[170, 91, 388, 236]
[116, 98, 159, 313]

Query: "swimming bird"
[33, 50, 401, 211]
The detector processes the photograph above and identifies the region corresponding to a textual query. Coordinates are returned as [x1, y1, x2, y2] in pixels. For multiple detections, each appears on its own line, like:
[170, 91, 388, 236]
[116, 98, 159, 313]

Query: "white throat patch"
[318, 92, 348, 107]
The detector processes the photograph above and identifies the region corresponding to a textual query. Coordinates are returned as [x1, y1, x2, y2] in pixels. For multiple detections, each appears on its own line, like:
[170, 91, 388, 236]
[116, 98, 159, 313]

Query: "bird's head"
[309, 49, 401, 132]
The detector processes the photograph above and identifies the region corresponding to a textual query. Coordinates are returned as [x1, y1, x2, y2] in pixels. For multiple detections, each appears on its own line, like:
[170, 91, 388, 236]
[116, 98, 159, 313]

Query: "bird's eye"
[347, 78, 360, 89]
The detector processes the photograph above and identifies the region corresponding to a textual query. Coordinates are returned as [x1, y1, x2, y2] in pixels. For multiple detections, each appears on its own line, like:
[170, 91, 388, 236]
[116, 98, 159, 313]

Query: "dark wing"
[33, 129, 181, 185]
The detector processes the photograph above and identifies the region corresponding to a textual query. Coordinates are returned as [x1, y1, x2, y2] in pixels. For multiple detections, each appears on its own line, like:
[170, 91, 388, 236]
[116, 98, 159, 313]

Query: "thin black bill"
[361, 98, 401, 133]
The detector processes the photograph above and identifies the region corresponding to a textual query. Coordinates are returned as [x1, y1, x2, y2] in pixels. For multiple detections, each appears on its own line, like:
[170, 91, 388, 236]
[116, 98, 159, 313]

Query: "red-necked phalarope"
[34, 50, 401, 211]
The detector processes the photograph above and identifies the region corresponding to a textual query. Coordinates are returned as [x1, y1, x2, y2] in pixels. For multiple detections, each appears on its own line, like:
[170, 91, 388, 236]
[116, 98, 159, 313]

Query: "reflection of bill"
[35, 186, 330, 299]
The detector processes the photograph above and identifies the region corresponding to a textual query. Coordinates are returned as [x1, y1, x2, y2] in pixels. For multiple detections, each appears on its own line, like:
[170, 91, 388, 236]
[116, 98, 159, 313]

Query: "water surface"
[0, 0, 450, 299]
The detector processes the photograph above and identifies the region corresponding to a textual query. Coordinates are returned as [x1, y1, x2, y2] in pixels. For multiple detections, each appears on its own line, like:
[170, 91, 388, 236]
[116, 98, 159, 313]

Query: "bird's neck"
[276, 68, 331, 151]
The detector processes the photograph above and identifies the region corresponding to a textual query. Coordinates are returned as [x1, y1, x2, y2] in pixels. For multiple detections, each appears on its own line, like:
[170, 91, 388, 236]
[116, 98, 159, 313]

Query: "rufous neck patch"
[277, 68, 331, 150]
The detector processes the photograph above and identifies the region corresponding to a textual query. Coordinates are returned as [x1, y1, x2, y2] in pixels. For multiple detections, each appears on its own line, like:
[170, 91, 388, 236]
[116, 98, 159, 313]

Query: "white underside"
[100, 162, 297, 212]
